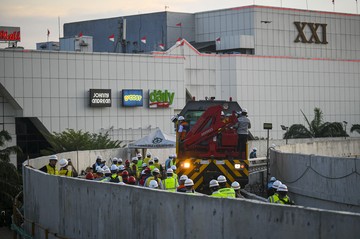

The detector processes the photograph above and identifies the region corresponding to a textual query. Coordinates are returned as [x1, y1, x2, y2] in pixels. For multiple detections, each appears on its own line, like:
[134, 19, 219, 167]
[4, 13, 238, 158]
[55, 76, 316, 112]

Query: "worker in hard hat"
[267, 180, 282, 203]
[101, 167, 112, 182]
[92, 155, 105, 173]
[250, 147, 257, 159]
[127, 176, 137, 185]
[136, 153, 143, 169]
[116, 158, 123, 167]
[231, 181, 244, 198]
[162, 169, 179, 192]
[121, 170, 129, 184]
[177, 175, 188, 193]
[217, 175, 236, 198]
[177, 115, 189, 142]
[143, 152, 152, 165]
[234, 108, 251, 156]
[171, 165, 178, 181]
[109, 165, 121, 183]
[267, 176, 277, 197]
[276, 184, 295, 205]
[144, 168, 163, 188]
[39, 155, 59, 175]
[148, 160, 156, 171]
[58, 158, 78, 177]
[184, 179, 195, 193]
[130, 157, 139, 179]
[149, 180, 160, 189]
[94, 167, 105, 181]
[138, 167, 151, 186]
[209, 179, 223, 197]
[153, 156, 164, 174]
[112, 157, 119, 166]
[165, 154, 176, 171]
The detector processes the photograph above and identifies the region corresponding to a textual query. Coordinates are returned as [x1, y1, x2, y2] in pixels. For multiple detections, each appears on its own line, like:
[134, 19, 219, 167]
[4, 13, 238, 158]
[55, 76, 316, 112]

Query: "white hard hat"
[102, 165, 109, 170]
[96, 155, 103, 160]
[236, 111, 242, 115]
[137, 153, 142, 158]
[149, 180, 159, 188]
[132, 157, 138, 162]
[270, 177, 276, 182]
[171, 165, 177, 170]
[209, 179, 219, 188]
[152, 168, 160, 174]
[103, 168, 111, 174]
[49, 155, 58, 161]
[96, 168, 104, 174]
[166, 168, 173, 174]
[184, 179, 194, 187]
[112, 157, 118, 162]
[141, 170, 146, 175]
[242, 108, 248, 113]
[118, 165, 125, 171]
[154, 156, 159, 161]
[253, 147, 257, 151]
[59, 158, 68, 168]
[217, 175, 226, 183]
[146, 152, 152, 157]
[180, 175, 188, 181]
[231, 181, 241, 190]
[221, 111, 225, 116]
[118, 158, 123, 163]
[96, 166, 102, 172]
[272, 180, 282, 190]
[110, 165, 118, 171]
[178, 116, 185, 121]
[277, 184, 288, 192]
[142, 163, 147, 168]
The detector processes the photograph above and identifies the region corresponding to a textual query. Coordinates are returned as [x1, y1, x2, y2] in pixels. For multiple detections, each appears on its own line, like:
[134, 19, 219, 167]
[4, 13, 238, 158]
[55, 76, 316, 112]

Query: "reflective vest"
[145, 176, 161, 187]
[110, 173, 120, 183]
[149, 165, 156, 171]
[131, 163, 139, 178]
[143, 157, 151, 165]
[219, 188, 236, 198]
[277, 195, 291, 204]
[46, 164, 58, 175]
[136, 159, 143, 169]
[59, 169, 72, 177]
[268, 193, 279, 203]
[163, 177, 178, 192]
[172, 173, 178, 181]
[211, 190, 225, 198]
[154, 163, 161, 170]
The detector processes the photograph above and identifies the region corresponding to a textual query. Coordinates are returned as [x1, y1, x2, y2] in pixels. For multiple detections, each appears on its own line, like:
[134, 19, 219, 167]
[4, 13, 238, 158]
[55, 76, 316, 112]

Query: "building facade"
[1, 6, 360, 166]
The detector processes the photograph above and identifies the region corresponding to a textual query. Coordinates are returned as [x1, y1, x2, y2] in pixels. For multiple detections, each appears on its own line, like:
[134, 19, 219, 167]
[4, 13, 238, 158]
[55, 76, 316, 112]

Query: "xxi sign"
[294, 22, 328, 44]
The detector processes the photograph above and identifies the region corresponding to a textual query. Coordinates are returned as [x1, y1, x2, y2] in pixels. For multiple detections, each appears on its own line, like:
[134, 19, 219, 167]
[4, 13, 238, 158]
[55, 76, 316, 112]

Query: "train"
[174, 98, 250, 194]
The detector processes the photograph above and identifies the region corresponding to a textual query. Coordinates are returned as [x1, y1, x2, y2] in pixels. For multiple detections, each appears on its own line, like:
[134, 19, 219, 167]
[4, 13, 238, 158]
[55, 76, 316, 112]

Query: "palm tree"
[350, 124, 360, 134]
[284, 108, 348, 139]
[0, 130, 22, 210]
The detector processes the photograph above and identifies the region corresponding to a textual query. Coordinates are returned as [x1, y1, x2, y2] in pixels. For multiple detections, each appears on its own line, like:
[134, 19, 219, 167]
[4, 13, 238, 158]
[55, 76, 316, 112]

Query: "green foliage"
[0, 130, 22, 209]
[41, 129, 122, 155]
[350, 124, 360, 134]
[285, 108, 348, 139]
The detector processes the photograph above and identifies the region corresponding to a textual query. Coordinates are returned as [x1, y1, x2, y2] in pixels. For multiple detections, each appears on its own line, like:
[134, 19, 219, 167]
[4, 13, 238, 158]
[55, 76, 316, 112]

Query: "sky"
[1, 0, 358, 49]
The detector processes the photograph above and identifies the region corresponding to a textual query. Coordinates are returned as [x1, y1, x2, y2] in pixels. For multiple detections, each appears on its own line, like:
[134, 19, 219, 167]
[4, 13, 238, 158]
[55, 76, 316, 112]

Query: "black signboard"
[89, 89, 111, 107]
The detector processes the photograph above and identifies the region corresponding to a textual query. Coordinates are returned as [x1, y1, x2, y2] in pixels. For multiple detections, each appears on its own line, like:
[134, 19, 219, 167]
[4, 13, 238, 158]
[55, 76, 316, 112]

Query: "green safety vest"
[211, 191, 225, 198]
[219, 188, 236, 198]
[143, 157, 151, 165]
[136, 160, 143, 169]
[163, 177, 178, 192]
[59, 169, 73, 177]
[149, 165, 156, 171]
[172, 173, 178, 181]
[277, 195, 291, 204]
[268, 193, 279, 203]
[46, 164, 59, 175]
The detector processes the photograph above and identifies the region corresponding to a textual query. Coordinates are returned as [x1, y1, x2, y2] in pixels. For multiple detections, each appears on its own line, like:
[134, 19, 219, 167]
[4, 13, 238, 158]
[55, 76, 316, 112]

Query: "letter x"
[294, 22, 308, 43]
[308, 23, 321, 43]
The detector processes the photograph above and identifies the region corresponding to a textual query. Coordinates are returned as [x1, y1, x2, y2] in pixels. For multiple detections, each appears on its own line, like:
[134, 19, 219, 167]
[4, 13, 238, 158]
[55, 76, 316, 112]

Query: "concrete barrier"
[23, 160, 360, 239]
[270, 141, 360, 213]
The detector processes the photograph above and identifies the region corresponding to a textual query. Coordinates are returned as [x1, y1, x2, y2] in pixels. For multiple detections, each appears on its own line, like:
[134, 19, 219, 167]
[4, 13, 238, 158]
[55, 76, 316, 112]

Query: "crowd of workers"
[39, 151, 293, 203]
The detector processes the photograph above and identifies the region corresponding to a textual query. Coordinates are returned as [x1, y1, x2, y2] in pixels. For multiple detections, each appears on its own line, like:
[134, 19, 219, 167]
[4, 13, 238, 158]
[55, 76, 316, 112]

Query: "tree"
[41, 128, 123, 155]
[350, 124, 360, 134]
[284, 108, 348, 139]
[0, 130, 22, 210]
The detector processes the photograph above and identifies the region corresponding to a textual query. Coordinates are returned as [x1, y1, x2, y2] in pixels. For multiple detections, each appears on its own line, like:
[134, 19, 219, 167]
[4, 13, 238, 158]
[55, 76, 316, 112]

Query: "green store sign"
[149, 90, 175, 108]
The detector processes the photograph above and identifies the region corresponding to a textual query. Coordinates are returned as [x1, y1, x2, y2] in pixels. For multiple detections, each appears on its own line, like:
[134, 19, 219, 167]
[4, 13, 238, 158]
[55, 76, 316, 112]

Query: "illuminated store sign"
[122, 89, 143, 107]
[89, 89, 111, 107]
[294, 22, 328, 44]
[0, 26, 21, 42]
[149, 89, 175, 108]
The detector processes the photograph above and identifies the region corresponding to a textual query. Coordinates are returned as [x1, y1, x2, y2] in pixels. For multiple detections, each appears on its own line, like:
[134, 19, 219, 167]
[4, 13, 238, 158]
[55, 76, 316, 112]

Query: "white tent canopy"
[128, 128, 176, 149]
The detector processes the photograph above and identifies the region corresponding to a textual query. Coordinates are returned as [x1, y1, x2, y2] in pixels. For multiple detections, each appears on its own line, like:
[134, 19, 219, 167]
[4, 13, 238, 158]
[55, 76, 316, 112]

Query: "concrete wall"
[270, 139, 360, 213]
[23, 162, 360, 239]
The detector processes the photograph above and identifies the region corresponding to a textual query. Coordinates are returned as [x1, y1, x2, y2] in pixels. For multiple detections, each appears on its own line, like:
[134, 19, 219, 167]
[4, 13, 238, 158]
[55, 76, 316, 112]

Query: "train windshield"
[184, 110, 205, 129]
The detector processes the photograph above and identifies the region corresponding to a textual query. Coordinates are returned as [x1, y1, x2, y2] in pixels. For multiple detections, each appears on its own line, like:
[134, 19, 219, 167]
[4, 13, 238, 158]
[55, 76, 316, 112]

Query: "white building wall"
[0, 50, 186, 141]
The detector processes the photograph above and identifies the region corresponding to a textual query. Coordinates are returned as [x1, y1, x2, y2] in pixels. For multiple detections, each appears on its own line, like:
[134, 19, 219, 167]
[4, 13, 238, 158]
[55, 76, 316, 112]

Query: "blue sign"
[122, 89, 143, 107]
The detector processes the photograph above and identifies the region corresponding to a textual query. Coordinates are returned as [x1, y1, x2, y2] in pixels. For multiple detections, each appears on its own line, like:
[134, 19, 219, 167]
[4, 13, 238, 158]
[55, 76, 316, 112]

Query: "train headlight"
[184, 162, 191, 168]
[235, 163, 245, 170]
[234, 163, 241, 169]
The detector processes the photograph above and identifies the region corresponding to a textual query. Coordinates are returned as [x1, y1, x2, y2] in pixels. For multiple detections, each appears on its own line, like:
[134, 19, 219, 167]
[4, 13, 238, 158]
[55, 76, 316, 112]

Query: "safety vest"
[136, 159, 143, 169]
[46, 164, 59, 175]
[219, 188, 236, 198]
[59, 169, 73, 177]
[145, 176, 161, 187]
[163, 177, 178, 192]
[154, 163, 161, 170]
[172, 173, 178, 181]
[149, 165, 156, 171]
[268, 193, 279, 203]
[143, 157, 151, 165]
[277, 195, 291, 205]
[110, 173, 120, 183]
[211, 190, 225, 198]
[131, 163, 139, 178]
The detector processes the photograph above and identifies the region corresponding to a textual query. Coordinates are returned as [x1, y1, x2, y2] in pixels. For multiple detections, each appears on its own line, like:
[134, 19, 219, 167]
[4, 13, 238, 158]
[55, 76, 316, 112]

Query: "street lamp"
[281, 125, 289, 144]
